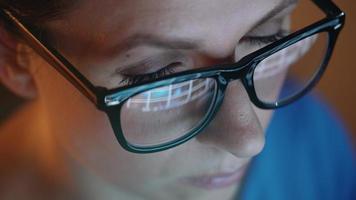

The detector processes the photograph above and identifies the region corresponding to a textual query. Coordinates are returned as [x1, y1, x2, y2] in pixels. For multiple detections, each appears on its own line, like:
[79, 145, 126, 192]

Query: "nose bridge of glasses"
[219, 60, 252, 82]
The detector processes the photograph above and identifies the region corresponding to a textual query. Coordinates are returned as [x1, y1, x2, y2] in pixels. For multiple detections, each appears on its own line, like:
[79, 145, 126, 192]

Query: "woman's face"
[28, 0, 296, 199]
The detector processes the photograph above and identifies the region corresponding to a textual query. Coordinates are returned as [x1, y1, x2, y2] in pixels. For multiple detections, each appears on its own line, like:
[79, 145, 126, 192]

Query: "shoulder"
[240, 93, 355, 200]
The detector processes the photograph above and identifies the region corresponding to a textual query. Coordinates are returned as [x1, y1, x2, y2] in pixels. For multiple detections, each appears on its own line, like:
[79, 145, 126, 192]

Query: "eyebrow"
[114, 0, 298, 55]
[254, 0, 299, 28]
[113, 34, 202, 56]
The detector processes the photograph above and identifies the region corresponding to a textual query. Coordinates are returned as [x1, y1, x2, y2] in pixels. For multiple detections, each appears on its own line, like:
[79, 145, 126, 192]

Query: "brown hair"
[0, 0, 76, 24]
[0, 1, 77, 119]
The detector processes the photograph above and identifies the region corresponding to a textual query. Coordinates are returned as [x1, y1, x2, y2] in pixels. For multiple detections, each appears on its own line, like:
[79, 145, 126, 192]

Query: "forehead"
[47, 0, 285, 36]
[46, 0, 286, 57]
[62, 0, 281, 25]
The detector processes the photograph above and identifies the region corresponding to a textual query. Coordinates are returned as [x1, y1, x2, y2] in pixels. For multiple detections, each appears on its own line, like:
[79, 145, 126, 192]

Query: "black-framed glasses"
[0, 0, 345, 153]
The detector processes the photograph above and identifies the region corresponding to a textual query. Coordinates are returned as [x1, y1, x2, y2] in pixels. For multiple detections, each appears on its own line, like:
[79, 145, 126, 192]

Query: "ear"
[0, 23, 37, 99]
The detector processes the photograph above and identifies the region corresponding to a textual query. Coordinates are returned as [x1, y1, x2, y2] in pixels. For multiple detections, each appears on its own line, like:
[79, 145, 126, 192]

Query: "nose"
[196, 80, 265, 158]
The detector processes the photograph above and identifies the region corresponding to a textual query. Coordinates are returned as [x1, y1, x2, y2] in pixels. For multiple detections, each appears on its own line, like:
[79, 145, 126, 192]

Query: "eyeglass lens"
[253, 32, 329, 104]
[120, 78, 217, 146]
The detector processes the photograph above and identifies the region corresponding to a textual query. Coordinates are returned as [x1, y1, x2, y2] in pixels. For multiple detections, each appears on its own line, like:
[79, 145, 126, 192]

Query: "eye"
[119, 62, 182, 86]
[241, 30, 289, 46]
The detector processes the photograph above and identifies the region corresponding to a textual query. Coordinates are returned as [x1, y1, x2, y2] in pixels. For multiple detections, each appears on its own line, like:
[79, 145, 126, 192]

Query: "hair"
[0, 0, 76, 24]
[0, 0, 78, 41]
[0, 1, 76, 119]
[0, 0, 78, 59]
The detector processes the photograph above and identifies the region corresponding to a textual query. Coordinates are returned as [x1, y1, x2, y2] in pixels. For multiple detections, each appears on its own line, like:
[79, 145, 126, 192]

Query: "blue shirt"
[238, 92, 355, 200]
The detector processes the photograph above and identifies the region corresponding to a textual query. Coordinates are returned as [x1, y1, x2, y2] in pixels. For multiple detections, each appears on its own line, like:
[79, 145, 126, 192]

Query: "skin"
[0, 0, 297, 199]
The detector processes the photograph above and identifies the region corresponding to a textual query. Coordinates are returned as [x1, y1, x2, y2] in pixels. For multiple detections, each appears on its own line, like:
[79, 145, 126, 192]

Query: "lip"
[181, 165, 248, 190]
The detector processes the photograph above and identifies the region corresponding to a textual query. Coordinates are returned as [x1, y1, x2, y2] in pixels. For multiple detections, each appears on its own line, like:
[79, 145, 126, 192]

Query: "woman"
[0, 0, 354, 199]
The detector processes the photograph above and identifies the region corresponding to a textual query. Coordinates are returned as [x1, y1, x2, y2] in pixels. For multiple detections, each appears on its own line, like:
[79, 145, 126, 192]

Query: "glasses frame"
[0, 0, 345, 153]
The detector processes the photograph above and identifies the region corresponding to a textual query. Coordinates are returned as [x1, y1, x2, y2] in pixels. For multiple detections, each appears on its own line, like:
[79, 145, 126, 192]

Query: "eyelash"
[244, 30, 288, 46]
[121, 31, 288, 86]
[120, 62, 180, 86]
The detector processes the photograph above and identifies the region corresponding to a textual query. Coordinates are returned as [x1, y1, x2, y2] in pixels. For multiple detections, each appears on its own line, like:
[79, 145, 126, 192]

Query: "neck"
[0, 99, 144, 200]
[0, 100, 77, 198]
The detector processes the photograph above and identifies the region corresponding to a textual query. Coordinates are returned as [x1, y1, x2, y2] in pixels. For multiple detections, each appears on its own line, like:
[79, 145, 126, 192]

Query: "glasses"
[0, 0, 345, 153]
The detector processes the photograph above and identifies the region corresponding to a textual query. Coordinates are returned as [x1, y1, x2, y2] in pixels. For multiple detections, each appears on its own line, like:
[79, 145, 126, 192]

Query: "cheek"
[32, 57, 176, 190]
[250, 61, 288, 130]
[253, 68, 289, 104]
[253, 105, 274, 131]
